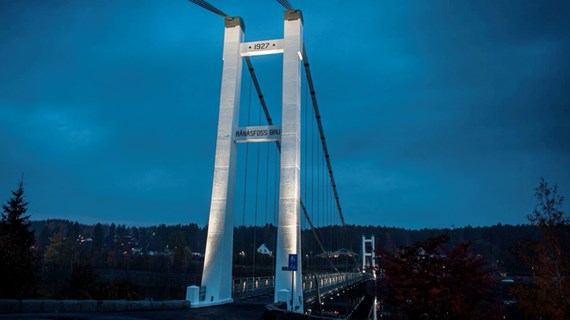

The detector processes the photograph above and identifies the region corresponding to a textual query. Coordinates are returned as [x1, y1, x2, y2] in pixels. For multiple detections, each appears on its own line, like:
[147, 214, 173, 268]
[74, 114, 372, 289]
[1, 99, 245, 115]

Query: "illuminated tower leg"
[191, 17, 244, 308]
[274, 10, 304, 313]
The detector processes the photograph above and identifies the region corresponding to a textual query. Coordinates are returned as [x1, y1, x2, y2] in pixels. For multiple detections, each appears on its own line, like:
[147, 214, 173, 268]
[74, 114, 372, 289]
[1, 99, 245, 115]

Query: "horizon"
[29, 216, 534, 231]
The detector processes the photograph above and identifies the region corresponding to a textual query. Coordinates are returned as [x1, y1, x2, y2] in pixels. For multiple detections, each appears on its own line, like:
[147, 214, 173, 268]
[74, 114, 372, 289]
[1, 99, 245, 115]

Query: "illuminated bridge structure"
[185, 0, 370, 314]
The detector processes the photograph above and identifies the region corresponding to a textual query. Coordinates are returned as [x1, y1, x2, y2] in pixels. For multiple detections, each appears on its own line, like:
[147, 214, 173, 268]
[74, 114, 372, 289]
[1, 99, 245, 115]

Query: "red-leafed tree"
[379, 235, 500, 319]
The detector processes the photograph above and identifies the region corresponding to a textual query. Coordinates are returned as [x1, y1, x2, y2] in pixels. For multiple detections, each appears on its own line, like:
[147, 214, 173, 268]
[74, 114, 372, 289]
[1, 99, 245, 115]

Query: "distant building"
[76, 235, 93, 245]
[257, 243, 273, 256]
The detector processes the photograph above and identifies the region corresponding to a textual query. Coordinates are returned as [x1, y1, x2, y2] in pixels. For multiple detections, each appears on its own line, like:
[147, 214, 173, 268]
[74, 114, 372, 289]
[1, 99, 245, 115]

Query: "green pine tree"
[0, 179, 38, 298]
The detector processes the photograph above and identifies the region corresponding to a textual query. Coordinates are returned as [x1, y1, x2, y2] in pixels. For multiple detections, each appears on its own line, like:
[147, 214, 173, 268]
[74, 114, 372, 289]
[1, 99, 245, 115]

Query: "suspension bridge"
[185, 0, 377, 317]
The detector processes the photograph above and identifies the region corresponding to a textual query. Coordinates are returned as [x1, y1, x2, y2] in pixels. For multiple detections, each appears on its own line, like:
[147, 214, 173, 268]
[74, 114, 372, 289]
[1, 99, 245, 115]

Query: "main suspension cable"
[302, 46, 346, 228]
[275, 0, 294, 11]
[303, 46, 360, 270]
[188, 0, 230, 18]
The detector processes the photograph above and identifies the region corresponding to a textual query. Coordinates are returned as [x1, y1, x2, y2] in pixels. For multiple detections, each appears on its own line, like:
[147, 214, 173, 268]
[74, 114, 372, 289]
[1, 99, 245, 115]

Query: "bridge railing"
[232, 272, 366, 300]
[303, 272, 366, 303]
[233, 276, 275, 296]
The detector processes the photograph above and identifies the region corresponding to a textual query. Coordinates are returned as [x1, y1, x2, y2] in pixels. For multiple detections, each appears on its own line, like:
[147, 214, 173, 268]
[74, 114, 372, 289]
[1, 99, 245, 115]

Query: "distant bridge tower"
[187, 9, 304, 313]
[362, 235, 376, 271]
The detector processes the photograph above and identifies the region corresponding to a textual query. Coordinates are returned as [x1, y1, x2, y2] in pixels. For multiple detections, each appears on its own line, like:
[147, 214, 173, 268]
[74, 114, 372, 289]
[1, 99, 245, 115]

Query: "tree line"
[0, 178, 568, 319]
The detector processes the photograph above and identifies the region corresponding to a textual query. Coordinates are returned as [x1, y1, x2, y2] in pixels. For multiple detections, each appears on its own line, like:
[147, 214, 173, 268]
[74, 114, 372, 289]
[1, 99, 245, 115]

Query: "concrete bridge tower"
[187, 10, 305, 314]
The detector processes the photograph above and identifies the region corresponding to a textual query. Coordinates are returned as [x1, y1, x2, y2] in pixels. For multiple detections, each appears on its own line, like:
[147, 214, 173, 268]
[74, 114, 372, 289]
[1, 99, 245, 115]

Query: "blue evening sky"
[1, 1, 569, 229]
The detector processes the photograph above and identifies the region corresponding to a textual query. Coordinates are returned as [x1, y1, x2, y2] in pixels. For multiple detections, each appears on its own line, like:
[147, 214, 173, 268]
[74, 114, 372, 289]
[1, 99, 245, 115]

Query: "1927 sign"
[240, 39, 284, 57]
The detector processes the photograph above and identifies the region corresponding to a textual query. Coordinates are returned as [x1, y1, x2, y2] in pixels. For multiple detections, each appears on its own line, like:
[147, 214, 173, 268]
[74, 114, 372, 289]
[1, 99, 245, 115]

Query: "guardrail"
[233, 276, 275, 296]
[232, 272, 366, 301]
[303, 272, 366, 303]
